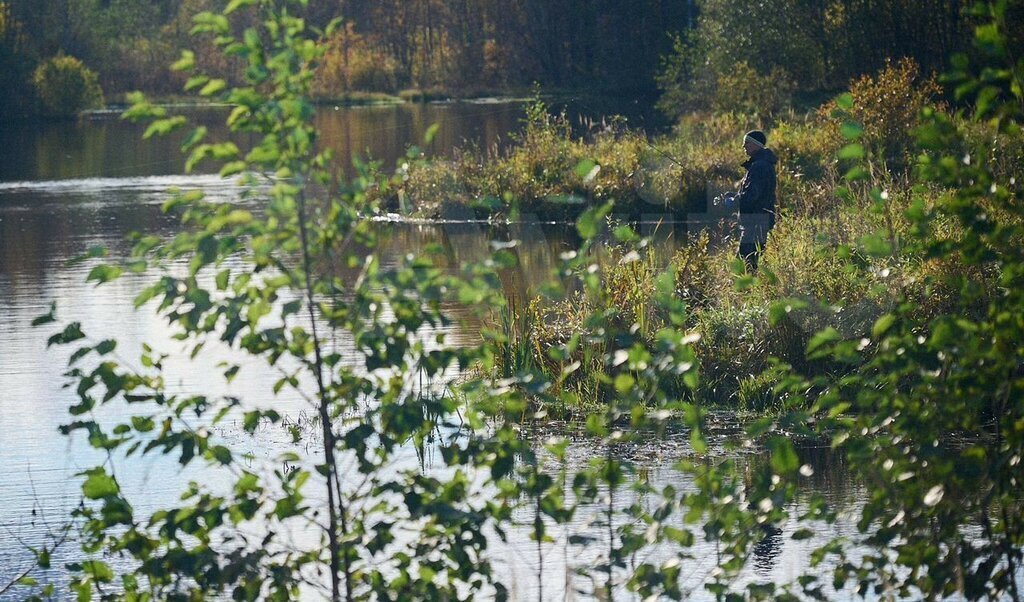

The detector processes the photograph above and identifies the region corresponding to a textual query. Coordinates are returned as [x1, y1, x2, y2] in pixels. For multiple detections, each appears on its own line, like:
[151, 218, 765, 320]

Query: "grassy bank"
[395, 61, 1015, 416]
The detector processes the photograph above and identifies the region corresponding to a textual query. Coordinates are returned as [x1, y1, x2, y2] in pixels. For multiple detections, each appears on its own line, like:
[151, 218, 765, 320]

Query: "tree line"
[656, 0, 995, 117]
[1, 0, 1015, 119]
[0, 0, 695, 116]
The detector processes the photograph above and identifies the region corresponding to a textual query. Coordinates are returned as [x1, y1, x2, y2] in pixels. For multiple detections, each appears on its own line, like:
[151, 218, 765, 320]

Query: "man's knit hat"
[744, 130, 767, 147]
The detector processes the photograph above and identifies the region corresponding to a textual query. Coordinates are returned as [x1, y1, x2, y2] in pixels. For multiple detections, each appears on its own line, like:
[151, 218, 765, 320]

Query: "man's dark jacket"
[735, 147, 777, 223]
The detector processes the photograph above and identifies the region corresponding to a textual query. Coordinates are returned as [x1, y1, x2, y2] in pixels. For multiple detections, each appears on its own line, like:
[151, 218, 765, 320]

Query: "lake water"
[1, 102, 868, 600]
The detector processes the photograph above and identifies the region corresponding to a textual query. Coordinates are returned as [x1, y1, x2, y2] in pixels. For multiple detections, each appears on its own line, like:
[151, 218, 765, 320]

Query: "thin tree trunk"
[297, 188, 350, 602]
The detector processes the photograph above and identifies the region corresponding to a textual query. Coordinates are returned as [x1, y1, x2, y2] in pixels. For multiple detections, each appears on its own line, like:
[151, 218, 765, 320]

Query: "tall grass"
[388, 61, 1013, 413]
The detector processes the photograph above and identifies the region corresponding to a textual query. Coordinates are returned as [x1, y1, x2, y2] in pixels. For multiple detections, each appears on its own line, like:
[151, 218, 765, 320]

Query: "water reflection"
[0, 102, 527, 184]
[753, 525, 783, 574]
[1, 105, 862, 599]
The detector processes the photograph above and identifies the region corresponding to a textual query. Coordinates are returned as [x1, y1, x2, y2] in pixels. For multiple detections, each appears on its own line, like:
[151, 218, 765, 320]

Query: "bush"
[670, 231, 721, 312]
[770, 118, 840, 183]
[759, 211, 877, 304]
[711, 61, 793, 119]
[397, 159, 469, 216]
[735, 367, 785, 413]
[32, 54, 104, 117]
[821, 58, 941, 168]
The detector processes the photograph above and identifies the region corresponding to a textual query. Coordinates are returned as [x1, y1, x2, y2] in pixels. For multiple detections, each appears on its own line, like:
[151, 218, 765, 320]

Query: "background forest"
[0, 0, 1002, 117]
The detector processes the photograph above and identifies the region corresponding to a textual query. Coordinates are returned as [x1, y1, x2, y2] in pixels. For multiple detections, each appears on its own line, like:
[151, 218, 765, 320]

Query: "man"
[722, 130, 777, 270]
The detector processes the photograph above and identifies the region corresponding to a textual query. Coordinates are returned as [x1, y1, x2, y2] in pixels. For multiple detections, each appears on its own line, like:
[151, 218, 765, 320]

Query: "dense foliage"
[6, 0, 1024, 600]
[17, 1, 780, 599]
[0, 0, 693, 115]
[31, 54, 103, 117]
[773, 2, 1024, 596]
[1, 0, 1017, 118]
[654, 0, 1024, 117]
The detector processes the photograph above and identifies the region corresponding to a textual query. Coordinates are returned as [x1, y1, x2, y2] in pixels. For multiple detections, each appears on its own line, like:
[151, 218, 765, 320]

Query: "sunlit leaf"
[81, 468, 119, 499]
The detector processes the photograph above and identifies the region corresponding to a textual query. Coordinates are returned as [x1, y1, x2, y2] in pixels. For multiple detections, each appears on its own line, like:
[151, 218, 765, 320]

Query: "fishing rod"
[643, 139, 685, 168]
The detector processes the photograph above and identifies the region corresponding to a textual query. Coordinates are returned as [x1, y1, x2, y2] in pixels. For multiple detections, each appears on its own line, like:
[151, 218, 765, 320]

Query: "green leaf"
[121, 93, 166, 121]
[745, 417, 774, 439]
[860, 233, 891, 256]
[840, 122, 864, 140]
[424, 123, 441, 145]
[844, 166, 869, 182]
[170, 50, 195, 72]
[81, 468, 119, 499]
[792, 528, 815, 541]
[574, 158, 600, 181]
[689, 428, 707, 454]
[586, 413, 608, 437]
[184, 75, 210, 91]
[210, 446, 233, 465]
[806, 327, 841, 356]
[32, 303, 57, 327]
[243, 411, 261, 433]
[86, 264, 124, 284]
[614, 373, 635, 394]
[227, 105, 251, 127]
[181, 126, 208, 152]
[220, 161, 247, 177]
[734, 274, 755, 291]
[837, 144, 865, 160]
[768, 299, 808, 326]
[143, 116, 187, 140]
[80, 560, 114, 582]
[131, 416, 155, 432]
[225, 0, 258, 13]
[191, 12, 230, 36]
[768, 437, 799, 474]
[199, 79, 228, 97]
[575, 201, 612, 239]
[872, 314, 896, 339]
[613, 225, 639, 243]
[215, 269, 230, 290]
[835, 93, 854, 110]
[48, 322, 85, 347]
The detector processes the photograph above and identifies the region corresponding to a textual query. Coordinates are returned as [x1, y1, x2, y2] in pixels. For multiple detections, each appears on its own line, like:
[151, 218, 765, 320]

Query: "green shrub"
[820, 57, 941, 168]
[711, 61, 793, 119]
[735, 367, 784, 413]
[398, 159, 469, 216]
[770, 118, 840, 183]
[759, 211, 877, 304]
[691, 304, 774, 404]
[32, 54, 104, 117]
[671, 231, 716, 311]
